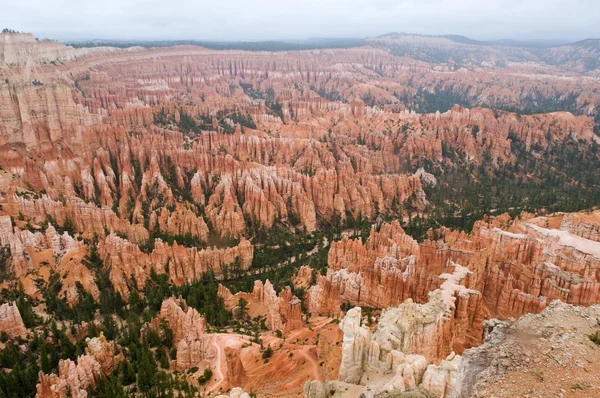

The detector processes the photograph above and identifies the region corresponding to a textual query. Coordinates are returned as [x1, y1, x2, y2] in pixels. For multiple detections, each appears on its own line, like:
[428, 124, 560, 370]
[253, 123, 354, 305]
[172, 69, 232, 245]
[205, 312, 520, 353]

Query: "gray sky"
[2, 0, 599, 42]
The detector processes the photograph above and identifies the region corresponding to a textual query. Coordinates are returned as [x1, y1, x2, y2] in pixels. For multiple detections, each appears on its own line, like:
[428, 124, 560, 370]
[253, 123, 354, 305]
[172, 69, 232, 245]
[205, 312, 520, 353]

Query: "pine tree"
[137, 349, 157, 394]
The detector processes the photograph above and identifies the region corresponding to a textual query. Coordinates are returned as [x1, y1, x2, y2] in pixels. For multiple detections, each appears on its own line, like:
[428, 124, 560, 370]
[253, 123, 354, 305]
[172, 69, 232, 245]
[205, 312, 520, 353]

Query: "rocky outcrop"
[370, 263, 481, 363]
[251, 280, 285, 331]
[215, 388, 251, 398]
[311, 212, 600, 325]
[293, 265, 314, 289]
[306, 221, 425, 315]
[278, 287, 304, 331]
[304, 272, 342, 317]
[314, 221, 427, 312]
[150, 207, 210, 243]
[154, 298, 213, 371]
[455, 301, 600, 398]
[0, 215, 99, 303]
[338, 264, 479, 383]
[304, 301, 600, 398]
[0, 79, 100, 150]
[319, 264, 483, 397]
[158, 297, 206, 344]
[7, 193, 149, 244]
[36, 355, 101, 398]
[558, 212, 600, 242]
[0, 302, 26, 336]
[225, 346, 247, 387]
[304, 380, 365, 398]
[0, 32, 116, 66]
[338, 307, 371, 384]
[84, 333, 123, 376]
[420, 353, 461, 398]
[304, 380, 329, 398]
[218, 280, 303, 331]
[35, 334, 119, 398]
[100, 234, 253, 296]
[415, 168, 437, 187]
[205, 174, 247, 238]
[303, 211, 600, 398]
[156, 297, 248, 390]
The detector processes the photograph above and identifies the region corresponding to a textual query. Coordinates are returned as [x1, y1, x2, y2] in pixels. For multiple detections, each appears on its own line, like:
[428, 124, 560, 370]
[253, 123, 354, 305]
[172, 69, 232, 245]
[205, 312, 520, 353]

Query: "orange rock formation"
[218, 280, 303, 331]
[0, 302, 26, 336]
[36, 333, 119, 398]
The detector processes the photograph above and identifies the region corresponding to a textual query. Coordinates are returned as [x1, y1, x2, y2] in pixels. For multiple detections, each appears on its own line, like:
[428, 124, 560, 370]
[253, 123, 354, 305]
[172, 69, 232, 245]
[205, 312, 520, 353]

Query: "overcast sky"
[2, 0, 599, 42]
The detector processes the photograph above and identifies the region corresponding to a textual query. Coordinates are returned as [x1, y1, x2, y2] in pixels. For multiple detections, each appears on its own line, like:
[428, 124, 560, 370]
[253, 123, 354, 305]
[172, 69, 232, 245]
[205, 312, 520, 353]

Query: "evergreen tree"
[137, 349, 157, 394]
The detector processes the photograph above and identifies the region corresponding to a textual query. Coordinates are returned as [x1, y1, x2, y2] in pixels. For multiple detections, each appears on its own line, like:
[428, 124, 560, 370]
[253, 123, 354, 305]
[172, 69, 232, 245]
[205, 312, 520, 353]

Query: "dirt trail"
[298, 346, 321, 381]
[207, 336, 225, 393]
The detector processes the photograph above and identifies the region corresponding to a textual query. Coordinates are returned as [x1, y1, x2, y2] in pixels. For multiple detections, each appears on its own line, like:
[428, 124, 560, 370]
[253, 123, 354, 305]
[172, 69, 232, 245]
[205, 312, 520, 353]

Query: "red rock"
[35, 333, 120, 398]
[218, 280, 303, 331]
[100, 234, 253, 296]
[0, 302, 26, 336]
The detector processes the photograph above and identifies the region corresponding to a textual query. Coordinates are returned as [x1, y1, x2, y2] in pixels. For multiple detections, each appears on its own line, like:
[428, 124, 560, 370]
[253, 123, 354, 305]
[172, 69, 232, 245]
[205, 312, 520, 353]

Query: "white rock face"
[367, 263, 477, 364]
[386, 352, 429, 392]
[328, 264, 477, 397]
[304, 380, 328, 398]
[215, 387, 251, 398]
[336, 306, 447, 397]
[338, 307, 371, 384]
[421, 353, 461, 398]
[304, 380, 365, 398]
[415, 167, 437, 187]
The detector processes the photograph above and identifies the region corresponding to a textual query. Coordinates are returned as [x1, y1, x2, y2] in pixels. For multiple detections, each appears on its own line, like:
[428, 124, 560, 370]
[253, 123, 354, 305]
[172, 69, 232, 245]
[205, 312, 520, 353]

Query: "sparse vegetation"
[262, 346, 273, 359]
[197, 368, 213, 384]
